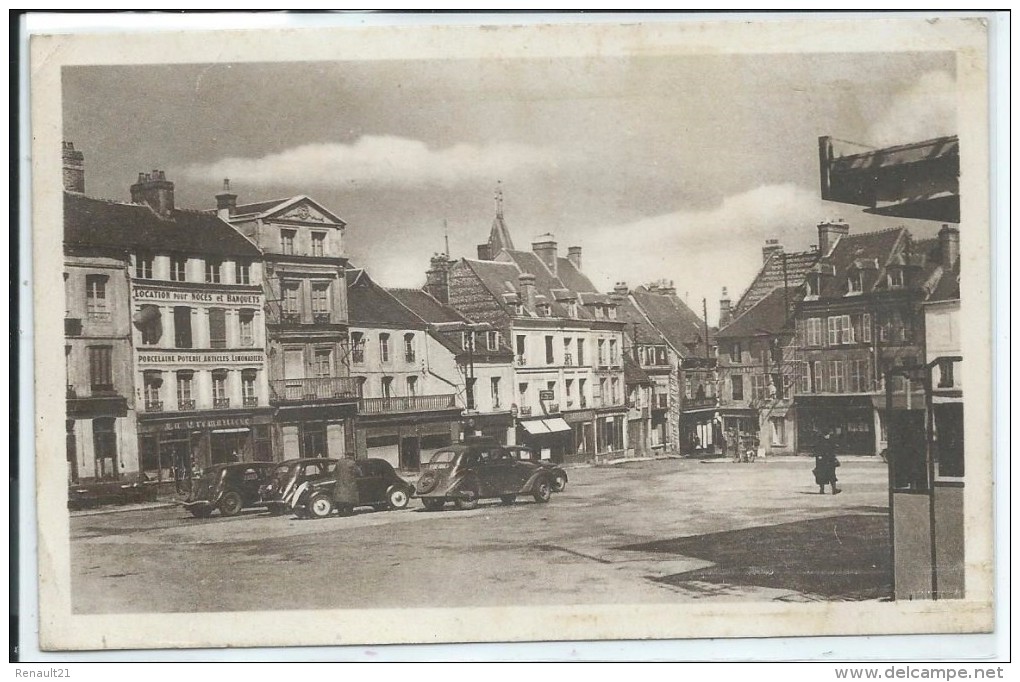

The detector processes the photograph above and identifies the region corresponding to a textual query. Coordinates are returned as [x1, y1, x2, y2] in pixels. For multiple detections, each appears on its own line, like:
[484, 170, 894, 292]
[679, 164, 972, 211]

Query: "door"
[356, 460, 386, 504]
[399, 436, 420, 471]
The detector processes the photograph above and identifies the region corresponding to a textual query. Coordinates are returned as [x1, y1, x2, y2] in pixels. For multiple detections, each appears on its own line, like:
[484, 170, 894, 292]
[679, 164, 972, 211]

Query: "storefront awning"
[544, 418, 571, 433]
[521, 420, 549, 435]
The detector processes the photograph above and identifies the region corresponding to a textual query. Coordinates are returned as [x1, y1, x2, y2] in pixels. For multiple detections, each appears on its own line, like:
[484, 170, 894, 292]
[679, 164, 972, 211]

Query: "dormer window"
[888, 268, 904, 289]
[538, 303, 551, 317]
[566, 301, 577, 318]
[607, 305, 617, 320]
[512, 302, 523, 316]
[805, 274, 820, 297]
[847, 270, 863, 295]
[594, 304, 605, 319]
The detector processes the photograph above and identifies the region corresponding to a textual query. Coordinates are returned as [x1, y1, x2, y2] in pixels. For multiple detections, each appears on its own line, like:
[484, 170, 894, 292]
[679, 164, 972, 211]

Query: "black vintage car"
[415, 443, 555, 511]
[292, 458, 414, 519]
[504, 446, 568, 492]
[67, 473, 157, 510]
[181, 462, 277, 518]
[259, 458, 338, 515]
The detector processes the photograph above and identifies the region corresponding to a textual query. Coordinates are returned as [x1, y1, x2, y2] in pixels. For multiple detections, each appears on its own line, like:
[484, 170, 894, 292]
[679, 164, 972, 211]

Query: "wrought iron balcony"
[359, 393, 457, 414]
[280, 311, 301, 324]
[178, 399, 196, 411]
[144, 400, 164, 412]
[213, 397, 231, 409]
[313, 312, 332, 324]
[269, 377, 361, 404]
[243, 396, 259, 408]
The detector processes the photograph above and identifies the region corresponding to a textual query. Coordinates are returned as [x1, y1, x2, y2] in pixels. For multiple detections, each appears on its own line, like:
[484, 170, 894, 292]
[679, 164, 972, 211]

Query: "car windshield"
[425, 449, 459, 470]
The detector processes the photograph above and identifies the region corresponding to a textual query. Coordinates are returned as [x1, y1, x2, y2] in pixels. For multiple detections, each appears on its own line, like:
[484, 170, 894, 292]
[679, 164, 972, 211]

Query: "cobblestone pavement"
[70, 457, 891, 613]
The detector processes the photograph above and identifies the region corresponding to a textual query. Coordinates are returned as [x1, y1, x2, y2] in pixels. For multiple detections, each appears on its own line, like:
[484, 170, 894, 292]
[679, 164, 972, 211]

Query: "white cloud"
[579, 184, 831, 326]
[179, 135, 561, 189]
[867, 70, 957, 147]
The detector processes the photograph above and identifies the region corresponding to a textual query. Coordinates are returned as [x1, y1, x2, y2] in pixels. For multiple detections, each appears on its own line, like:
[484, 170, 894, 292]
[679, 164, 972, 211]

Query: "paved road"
[70, 457, 892, 613]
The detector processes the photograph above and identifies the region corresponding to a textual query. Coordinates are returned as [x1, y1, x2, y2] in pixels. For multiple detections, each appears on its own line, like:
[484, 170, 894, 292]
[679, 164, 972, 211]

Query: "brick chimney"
[215, 178, 237, 221]
[817, 220, 849, 256]
[518, 272, 537, 311]
[567, 246, 582, 271]
[532, 234, 558, 277]
[762, 238, 783, 263]
[661, 280, 676, 297]
[131, 170, 175, 217]
[719, 287, 732, 327]
[938, 224, 960, 268]
[62, 141, 85, 193]
[476, 243, 492, 261]
[613, 282, 629, 296]
[425, 254, 453, 303]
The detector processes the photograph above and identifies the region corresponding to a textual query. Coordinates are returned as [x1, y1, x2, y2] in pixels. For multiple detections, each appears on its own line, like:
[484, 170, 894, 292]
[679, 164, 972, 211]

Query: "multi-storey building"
[63, 144, 137, 483]
[346, 269, 463, 470]
[215, 187, 358, 459]
[426, 200, 629, 463]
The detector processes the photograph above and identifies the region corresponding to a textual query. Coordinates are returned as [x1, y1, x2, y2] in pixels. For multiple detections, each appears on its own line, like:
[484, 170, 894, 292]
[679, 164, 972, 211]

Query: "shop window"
[176, 370, 195, 410]
[235, 260, 251, 285]
[239, 309, 255, 347]
[85, 274, 110, 321]
[92, 417, 118, 480]
[135, 253, 153, 279]
[170, 256, 187, 282]
[173, 306, 193, 348]
[88, 345, 114, 394]
[209, 308, 227, 349]
[205, 259, 222, 284]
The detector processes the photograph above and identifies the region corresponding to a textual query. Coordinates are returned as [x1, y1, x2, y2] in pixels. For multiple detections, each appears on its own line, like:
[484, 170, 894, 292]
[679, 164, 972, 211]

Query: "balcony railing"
[359, 394, 457, 414]
[243, 396, 259, 408]
[270, 377, 361, 404]
[144, 400, 164, 412]
[313, 312, 332, 324]
[683, 396, 718, 411]
[280, 311, 301, 324]
[178, 399, 196, 411]
[213, 397, 231, 409]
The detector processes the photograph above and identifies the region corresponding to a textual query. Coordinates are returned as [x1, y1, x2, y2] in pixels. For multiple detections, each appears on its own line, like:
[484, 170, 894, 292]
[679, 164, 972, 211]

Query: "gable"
[264, 196, 346, 227]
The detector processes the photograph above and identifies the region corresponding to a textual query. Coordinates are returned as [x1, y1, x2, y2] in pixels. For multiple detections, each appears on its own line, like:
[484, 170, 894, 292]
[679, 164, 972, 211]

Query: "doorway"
[400, 436, 421, 471]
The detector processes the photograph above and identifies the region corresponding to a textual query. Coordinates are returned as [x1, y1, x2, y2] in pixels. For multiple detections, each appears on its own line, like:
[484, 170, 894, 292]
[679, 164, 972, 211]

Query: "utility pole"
[702, 298, 710, 362]
[465, 327, 476, 411]
[781, 252, 790, 322]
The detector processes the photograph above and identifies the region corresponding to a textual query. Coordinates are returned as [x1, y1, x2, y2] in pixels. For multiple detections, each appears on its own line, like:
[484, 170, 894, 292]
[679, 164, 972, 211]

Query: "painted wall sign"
[137, 352, 266, 365]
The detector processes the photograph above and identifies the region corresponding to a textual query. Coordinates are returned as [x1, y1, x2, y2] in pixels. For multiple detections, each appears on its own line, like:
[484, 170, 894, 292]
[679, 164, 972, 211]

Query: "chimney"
[762, 238, 784, 264]
[215, 178, 237, 221]
[62, 141, 85, 193]
[567, 246, 583, 271]
[613, 281, 629, 296]
[477, 243, 492, 261]
[518, 272, 537, 311]
[719, 287, 732, 327]
[531, 234, 558, 277]
[817, 220, 849, 256]
[130, 170, 175, 217]
[661, 280, 676, 297]
[425, 254, 452, 304]
[938, 224, 960, 268]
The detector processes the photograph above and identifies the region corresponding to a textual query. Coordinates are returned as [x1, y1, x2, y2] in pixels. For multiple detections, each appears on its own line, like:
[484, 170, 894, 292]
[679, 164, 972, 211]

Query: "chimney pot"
[131, 169, 176, 217]
[215, 177, 238, 220]
[567, 245, 583, 271]
[762, 238, 785, 263]
[425, 254, 453, 304]
[531, 234, 558, 277]
[938, 224, 960, 268]
[817, 220, 850, 256]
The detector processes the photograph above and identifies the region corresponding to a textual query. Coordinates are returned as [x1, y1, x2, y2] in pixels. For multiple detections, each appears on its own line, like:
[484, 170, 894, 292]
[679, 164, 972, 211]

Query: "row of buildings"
[63, 143, 717, 485]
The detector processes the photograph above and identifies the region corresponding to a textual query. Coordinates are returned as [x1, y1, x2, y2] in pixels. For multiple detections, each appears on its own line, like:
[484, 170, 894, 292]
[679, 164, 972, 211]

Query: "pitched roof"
[624, 355, 652, 385]
[716, 286, 795, 339]
[613, 295, 668, 345]
[231, 198, 291, 216]
[487, 212, 516, 253]
[467, 251, 598, 321]
[556, 256, 599, 293]
[813, 227, 907, 299]
[927, 259, 960, 302]
[630, 285, 708, 354]
[733, 248, 818, 317]
[387, 288, 468, 324]
[345, 269, 426, 329]
[64, 192, 260, 257]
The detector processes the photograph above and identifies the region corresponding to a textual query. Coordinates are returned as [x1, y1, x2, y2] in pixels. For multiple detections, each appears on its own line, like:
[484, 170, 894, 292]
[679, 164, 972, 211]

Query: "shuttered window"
[88, 346, 113, 392]
[209, 308, 227, 349]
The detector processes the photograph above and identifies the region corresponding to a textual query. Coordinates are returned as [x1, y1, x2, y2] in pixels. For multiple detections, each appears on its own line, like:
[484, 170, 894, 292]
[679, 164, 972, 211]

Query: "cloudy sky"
[63, 50, 955, 324]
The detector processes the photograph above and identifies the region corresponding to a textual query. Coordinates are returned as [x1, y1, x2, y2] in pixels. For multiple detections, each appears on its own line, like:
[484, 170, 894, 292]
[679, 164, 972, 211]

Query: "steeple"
[488, 180, 515, 255]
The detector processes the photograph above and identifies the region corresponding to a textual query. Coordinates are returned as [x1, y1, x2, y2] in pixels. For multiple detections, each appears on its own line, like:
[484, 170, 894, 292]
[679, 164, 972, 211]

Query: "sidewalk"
[70, 500, 180, 518]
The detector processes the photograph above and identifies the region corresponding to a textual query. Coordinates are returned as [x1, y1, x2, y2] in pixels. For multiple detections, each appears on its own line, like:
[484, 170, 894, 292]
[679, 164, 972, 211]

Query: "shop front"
[357, 415, 461, 472]
[462, 411, 515, 444]
[517, 416, 573, 463]
[595, 410, 627, 457]
[681, 407, 720, 455]
[796, 395, 877, 455]
[275, 403, 357, 460]
[563, 409, 596, 464]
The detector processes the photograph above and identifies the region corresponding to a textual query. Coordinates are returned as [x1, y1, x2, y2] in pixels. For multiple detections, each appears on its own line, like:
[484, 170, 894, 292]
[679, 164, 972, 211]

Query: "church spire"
[488, 180, 515, 255]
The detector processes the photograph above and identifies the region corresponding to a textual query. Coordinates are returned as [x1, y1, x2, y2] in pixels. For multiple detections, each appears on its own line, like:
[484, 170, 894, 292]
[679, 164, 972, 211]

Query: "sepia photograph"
[25, 14, 995, 654]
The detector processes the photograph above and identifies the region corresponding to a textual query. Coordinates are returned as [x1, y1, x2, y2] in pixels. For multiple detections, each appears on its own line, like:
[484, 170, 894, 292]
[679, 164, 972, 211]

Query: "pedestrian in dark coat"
[813, 431, 840, 494]
[332, 458, 360, 515]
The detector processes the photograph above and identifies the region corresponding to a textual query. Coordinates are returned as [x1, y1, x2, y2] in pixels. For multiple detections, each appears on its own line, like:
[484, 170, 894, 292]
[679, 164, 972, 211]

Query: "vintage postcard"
[28, 15, 993, 652]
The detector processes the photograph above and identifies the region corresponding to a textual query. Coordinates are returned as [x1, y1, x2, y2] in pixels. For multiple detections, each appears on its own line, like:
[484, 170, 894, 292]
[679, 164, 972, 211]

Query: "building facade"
[217, 189, 359, 459]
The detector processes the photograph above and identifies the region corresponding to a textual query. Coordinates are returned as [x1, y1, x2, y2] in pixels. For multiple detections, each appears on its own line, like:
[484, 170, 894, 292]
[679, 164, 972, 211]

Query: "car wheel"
[388, 487, 410, 510]
[189, 507, 213, 519]
[308, 493, 334, 519]
[499, 495, 516, 505]
[454, 484, 479, 511]
[422, 497, 445, 512]
[552, 473, 567, 493]
[218, 492, 243, 517]
[532, 480, 552, 504]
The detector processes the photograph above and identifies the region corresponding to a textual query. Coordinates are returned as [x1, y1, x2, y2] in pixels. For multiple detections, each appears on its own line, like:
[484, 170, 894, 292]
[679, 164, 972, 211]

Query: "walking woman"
[813, 430, 840, 494]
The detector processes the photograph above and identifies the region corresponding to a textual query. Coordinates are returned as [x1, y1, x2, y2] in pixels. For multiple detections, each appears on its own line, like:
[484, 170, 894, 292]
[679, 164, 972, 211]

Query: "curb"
[70, 501, 180, 517]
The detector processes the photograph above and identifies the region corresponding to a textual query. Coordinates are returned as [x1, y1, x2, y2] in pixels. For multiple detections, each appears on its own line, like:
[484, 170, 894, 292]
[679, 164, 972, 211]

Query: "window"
[812, 361, 824, 393]
[545, 335, 555, 364]
[610, 378, 620, 404]
[598, 378, 608, 405]
[770, 417, 787, 446]
[849, 359, 870, 393]
[404, 333, 416, 363]
[656, 347, 667, 365]
[135, 253, 153, 279]
[173, 306, 193, 348]
[751, 374, 769, 402]
[937, 359, 955, 389]
[170, 256, 187, 282]
[208, 308, 226, 349]
[281, 229, 296, 255]
[828, 360, 846, 393]
[239, 310, 255, 347]
[576, 339, 585, 365]
[609, 339, 618, 365]
[731, 375, 743, 401]
[486, 331, 498, 351]
[88, 346, 113, 393]
[205, 259, 222, 284]
[85, 275, 109, 320]
[538, 303, 551, 317]
[490, 377, 501, 408]
[827, 314, 854, 345]
[638, 346, 647, 366]
[242, 370, 257, 406]
[212, 370, 229, 407]
[518, 382, 529, 408]
[798, 361, 811, 394]
[806, 274, 819, 297]
[608, 305, 617, 320]
[379, 334, 390, 363]
[598, 339, 606, 366]
[512, 302, 523, 316]
[311, 232, 326, 257]
[729, 342, 742, 363]
[313, 349, 332, 377]
[806, 318, 823, 347]
[515, 335, 526, 364]
[594, 305, 605, 319]
[92, 418, 118, 481]
[462, 331, 472, 350]
[566, 301, 577, 318]
[176, 370, 195, 410]
[578, 378, 587, 407]
[827, 317, 839, 346]
[406, 376, 418, 397]
[888, 268, 904, 288]
[143, 371, 162, 410]
[282, 282, 301, 320]
[847, 270, 863, 294]
[565, 378, 573, 399]
[235, 260, 251, 285]
[311, 283, 330, 320]
[351, 332, 365, 364]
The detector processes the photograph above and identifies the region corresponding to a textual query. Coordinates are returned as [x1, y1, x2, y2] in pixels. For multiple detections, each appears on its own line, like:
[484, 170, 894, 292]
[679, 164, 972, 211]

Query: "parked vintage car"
[259, 457, 338, 515]
[415, 443, 555, 511]
[504, 445, 568, 492]
[181, 462, 277, 518]
[292, 458, 414, 519]
[67, 473, 157, 510]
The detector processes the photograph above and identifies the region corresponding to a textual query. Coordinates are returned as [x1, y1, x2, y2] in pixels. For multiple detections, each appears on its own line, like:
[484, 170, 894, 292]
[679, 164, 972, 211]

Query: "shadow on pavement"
[618, 514, 891, 601]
